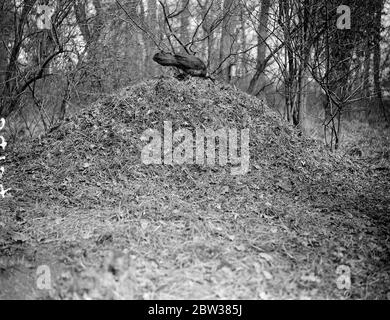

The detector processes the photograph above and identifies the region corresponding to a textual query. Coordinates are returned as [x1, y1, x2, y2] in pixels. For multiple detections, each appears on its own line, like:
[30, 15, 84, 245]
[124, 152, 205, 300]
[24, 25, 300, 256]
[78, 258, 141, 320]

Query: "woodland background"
[0, 0, 389, 150]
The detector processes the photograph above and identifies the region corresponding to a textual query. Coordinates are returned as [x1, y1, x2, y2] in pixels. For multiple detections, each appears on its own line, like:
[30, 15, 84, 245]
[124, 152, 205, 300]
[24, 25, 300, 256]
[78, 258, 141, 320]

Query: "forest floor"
[1, 77, 389, 299]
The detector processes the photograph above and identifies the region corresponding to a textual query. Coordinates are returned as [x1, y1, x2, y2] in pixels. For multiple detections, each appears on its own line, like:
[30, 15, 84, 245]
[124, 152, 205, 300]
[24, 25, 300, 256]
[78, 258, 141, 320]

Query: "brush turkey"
[153, 52, 207, 77]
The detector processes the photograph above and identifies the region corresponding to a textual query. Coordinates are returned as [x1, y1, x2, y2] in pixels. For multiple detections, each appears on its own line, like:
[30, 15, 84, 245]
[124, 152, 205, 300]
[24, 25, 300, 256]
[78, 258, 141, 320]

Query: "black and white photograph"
[0, 0, 389, 302]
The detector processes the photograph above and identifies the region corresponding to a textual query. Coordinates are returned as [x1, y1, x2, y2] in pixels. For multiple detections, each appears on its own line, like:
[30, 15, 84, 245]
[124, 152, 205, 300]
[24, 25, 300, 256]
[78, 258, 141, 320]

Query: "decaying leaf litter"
[1, 77, 389, 299]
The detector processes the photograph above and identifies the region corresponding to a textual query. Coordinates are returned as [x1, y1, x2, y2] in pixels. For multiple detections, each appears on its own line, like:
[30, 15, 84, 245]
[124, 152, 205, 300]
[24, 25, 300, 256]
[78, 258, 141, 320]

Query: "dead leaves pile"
[1, 77, 389, 299]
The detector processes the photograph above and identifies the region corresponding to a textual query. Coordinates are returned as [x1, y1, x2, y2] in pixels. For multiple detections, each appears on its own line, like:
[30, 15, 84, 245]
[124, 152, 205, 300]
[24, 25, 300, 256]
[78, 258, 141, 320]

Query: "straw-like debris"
[1, 77, 389, 299]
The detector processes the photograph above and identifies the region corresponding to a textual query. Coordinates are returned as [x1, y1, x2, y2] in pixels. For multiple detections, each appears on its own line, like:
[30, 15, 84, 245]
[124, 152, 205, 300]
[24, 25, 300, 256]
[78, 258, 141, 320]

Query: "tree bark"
[180, 0, 190, 51]
[373, 0, 387, 122]
[247, 0, 271, 95]
[219, 0, 234, 82]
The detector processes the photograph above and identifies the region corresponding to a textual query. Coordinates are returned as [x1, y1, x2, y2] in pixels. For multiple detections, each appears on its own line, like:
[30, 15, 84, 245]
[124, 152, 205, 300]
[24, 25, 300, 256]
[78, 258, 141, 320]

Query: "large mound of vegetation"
[1, 77, 389, 299]
[6, 77, 344, 208]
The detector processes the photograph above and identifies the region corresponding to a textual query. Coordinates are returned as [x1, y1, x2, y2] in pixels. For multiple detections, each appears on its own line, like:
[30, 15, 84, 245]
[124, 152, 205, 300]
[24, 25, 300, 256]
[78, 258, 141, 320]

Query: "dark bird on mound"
[153, 52, 207, 77]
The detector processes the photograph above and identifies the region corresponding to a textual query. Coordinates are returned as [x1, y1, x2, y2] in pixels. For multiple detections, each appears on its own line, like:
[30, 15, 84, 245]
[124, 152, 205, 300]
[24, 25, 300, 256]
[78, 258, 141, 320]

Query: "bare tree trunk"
[219, 0, 234, 82]
[0, 1, 13, 95]
[180, 0, 190, 51]
[199, 0, 215, 70]
[280, 0, 294, 123]
[147, 0, 157, 74]
[364, 40, 372, 119]
[300, 74, 309, 129]
[247, 0, 271, 95]
[59, 78, 70, 121]
[373, 0, 387, 122]
[293, 0, 311, 127]
[239, 7, 247, 76]
[74, 0, 103, 91]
